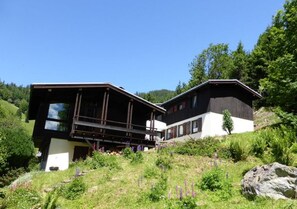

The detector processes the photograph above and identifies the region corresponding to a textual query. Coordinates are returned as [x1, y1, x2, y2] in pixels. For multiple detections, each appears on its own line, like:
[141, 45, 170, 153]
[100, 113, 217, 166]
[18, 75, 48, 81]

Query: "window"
[167, 126, 177, 140]
[167, 128, 172, 139]
[191, 95, 197, 108]
[192, 118, 202, 133]
[178, 101, 186, 111]
[178, 125, 184, 137]
[45, 103, 70, 132]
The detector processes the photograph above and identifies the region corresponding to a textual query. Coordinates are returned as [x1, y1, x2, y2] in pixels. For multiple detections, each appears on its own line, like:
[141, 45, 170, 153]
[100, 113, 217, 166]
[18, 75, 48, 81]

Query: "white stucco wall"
[146, 120, 167, 132]
[45, 138, 89, 171]
[165, 112, 254, 142]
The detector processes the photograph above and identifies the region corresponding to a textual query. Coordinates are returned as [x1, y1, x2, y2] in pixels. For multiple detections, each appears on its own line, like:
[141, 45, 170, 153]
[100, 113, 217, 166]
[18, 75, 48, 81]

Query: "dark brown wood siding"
[209, 85, 253, 120]
[162, 87, 211, 125]
[162, 84, 254, 126]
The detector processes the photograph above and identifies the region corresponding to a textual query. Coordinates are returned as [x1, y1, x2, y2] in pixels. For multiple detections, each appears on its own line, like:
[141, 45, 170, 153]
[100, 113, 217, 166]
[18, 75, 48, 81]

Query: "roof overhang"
[162, 79, 262, 106]
[28, 82, 166, 119]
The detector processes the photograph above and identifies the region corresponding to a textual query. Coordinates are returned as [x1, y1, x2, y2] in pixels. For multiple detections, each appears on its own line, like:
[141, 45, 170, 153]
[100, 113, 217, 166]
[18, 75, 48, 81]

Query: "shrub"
[251, 135, 267, 158]
[3, 188, 41, 208]
[270, 136, 293, 165]
[173, 137, 219, 157]
[222, 109, 234, 135]
[166, 197, 198, 209]
[177, 196, 197, 209]
[290, 143, 297, 154]
[42, 191, 59, 209]
[201, 168, 225, 191]
[130, 151, 143, 164]
[0, 167, 26, 188]
[61, 178, 86, 200]
[143, 167, 159, 179]
[200, 168, 232, 200]
[229, 141, 248, 162]
[90, 151, 120, 170]
[148, 175, 168, 202]
[156, 156, 172, 170]
[122, 147, 134, 159]
[0, 117, 34, 173]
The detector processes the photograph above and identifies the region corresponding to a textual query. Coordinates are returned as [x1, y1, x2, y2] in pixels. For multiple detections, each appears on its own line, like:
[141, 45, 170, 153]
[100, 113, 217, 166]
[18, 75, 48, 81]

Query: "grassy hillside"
[0, 99, 34, 135]
[2, 129, 297, 209]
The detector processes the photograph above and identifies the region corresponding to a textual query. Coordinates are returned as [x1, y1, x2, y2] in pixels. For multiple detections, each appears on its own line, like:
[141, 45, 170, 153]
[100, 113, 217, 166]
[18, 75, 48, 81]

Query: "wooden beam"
[74, 120, 157, 136]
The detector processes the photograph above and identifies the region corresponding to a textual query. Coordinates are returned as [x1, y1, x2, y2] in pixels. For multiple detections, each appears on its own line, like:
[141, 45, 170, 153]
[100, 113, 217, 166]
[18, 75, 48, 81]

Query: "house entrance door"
[73, 146, 89, 161]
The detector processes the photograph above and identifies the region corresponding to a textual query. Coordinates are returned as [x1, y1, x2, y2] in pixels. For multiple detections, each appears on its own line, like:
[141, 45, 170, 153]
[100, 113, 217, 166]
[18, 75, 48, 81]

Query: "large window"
[45, 103, 70, 132]
[192, 118, 202, 133]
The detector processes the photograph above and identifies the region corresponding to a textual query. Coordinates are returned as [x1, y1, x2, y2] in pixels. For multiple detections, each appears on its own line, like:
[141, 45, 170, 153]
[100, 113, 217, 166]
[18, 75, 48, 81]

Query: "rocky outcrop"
[241, 162, 297, 199]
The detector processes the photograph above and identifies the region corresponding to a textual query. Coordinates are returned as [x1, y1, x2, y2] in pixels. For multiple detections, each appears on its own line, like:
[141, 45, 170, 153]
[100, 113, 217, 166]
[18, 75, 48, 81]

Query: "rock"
[63, 179, 72, 183]
[241, 162, 297, 199]
[44, 188, 54, 193]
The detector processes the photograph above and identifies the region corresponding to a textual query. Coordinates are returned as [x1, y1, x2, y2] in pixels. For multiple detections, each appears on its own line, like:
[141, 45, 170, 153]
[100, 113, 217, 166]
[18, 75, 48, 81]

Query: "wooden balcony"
[70, 115, 157, 147]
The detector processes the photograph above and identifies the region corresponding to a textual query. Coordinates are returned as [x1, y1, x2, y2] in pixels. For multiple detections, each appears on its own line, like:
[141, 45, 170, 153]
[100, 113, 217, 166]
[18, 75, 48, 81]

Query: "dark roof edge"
[161, 79, 262, 106]
[30, 82, 166, 113]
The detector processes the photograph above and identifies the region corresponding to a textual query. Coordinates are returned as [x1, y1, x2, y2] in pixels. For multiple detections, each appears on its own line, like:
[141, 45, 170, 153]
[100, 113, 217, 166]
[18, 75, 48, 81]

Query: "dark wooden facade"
[161, 80, 262, 126]
[28, 83, 165, 159]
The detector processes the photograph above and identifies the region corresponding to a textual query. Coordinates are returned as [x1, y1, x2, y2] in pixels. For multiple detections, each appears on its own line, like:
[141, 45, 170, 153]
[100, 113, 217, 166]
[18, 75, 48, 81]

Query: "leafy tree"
[222, 110, 233, 135]
[188, 43, 234, 88]
[136, 89, 175, 103]
[257, 0, 297, 114]
[260, 54, 297, 113]
[0, 116, 34, 173]
[19, 99, 28, 114]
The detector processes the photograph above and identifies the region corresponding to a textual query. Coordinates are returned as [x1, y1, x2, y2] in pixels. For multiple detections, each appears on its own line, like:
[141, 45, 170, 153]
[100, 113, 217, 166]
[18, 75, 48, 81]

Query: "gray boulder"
[241, 162, 297, 199]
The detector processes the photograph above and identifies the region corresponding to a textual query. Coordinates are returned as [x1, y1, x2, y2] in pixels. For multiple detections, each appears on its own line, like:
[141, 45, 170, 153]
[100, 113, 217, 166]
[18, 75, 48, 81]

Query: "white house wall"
[45, 138, 89, 172]
[166, 112, 254, 142]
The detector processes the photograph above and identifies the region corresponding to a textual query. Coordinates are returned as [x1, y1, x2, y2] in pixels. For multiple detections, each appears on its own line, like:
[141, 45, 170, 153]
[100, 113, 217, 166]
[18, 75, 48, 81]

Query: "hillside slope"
[2, 132, 297, 209]
[0, 99, 34, 135]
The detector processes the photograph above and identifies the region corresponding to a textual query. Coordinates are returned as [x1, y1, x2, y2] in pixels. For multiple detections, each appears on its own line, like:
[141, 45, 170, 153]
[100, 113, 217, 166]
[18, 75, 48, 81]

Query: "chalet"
[160, 79, 262, 141]
[28, 83, 165, 171]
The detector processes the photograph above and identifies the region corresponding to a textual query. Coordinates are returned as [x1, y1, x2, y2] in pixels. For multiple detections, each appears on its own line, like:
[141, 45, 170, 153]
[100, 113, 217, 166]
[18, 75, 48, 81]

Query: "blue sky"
[0, 0, 285, 93]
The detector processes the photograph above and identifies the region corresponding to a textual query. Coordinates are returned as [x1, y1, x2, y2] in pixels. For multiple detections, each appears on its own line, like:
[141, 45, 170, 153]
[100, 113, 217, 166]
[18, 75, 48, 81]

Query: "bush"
[201, 168, 225, 191]
[143, 167, 159, 179]
[173, 137, 219, 157]
[229, 141, 248, 162]
[61, 178, 86, 200]
[166, 197, 198, 209]
[122, 147, 134, 159]
[290, 143, 297, 154]
[130, 151, 143, 164]
[0, 117, 34, 173]
[155, 156, 172, 170]
[42, 191, 59, 209]
[3, 188, 41, 208]
[90, 151, 120, 170]
[270, 136, 293, 165]
[200, 168, 232, 200]
[0, 167, 26, 188]
[222, 109, 234, 135]
[251, 135, 267, 158]
[148, 175, 168, 202]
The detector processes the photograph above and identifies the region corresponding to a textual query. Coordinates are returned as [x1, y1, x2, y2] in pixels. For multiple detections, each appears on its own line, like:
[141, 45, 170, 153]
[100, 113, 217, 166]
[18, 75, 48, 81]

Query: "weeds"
[229, 141, 248, 162]
[60, 178, 87, 200]
[89, 151, 120, 170]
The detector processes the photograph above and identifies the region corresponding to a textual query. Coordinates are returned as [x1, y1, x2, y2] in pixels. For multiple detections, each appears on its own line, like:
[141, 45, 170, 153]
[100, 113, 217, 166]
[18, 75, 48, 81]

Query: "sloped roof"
[162, 79, 262, 106]
[28, 82, 165, 119]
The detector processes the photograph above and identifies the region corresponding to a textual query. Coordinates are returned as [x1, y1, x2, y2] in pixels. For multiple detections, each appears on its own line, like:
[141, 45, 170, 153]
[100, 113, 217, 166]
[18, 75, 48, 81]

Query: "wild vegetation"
[0, 0, 297, 208]
[1, 124, 297, 208]
[0, 99, 36, 189]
